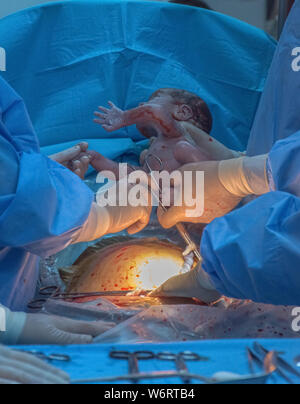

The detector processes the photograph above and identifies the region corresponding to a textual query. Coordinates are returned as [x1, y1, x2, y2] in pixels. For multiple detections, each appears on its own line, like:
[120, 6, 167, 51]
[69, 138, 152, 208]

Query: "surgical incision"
[61, 238, 195, 295]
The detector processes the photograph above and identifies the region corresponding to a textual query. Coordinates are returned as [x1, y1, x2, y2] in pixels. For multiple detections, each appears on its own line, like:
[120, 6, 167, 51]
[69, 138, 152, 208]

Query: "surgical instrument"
[72, 350, 276, 384]
[110, 351, 155, 383]
[17, 350, 71, 363]
[27, 286, 150, 310]
[72, 367, 274, 385]
[145, 154, 201, 262]
[253, 342, 294, 384]
[246, 347, 256, 375]
[255, 342, 300, 379]
[247, 346, 277, 383]
[156, 351, 209, 384]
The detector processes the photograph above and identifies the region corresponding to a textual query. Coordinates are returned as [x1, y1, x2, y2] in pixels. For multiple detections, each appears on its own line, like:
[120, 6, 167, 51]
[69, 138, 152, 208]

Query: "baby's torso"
[142, 135, 186, 172]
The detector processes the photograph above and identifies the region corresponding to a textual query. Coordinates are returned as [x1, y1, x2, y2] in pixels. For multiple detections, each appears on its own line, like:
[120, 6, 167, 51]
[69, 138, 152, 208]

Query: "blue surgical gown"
[201, 0, 300, 306]
[0, 77, 93, 311]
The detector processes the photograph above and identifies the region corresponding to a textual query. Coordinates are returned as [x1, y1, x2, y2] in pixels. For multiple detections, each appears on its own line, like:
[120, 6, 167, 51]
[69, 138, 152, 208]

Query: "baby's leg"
[87, 151, 120, 177]
[174, 141, 212, 165]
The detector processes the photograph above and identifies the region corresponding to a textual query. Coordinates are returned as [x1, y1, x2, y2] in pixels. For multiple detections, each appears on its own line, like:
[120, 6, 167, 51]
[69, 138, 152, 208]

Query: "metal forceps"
[145, 154, 201, 262]
[110, 351, 155, 383]
[27, 285, 136, 311]
[156, 351, 209, 384]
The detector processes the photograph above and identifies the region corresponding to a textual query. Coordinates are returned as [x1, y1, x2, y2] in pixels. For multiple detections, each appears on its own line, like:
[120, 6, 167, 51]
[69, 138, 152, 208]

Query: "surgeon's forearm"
[72, 203, 110, 243]
[200, 191, 300, 305]
[0, 304, 27, 345]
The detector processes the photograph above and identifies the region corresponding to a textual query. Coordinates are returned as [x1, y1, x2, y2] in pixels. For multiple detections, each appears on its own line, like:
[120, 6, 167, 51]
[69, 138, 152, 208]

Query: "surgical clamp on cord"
[145, 154, 202, 263]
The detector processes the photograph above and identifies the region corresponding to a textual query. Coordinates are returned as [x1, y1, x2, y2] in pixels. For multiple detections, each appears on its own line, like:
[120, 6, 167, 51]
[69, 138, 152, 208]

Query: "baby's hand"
[94, 102, 125, 132]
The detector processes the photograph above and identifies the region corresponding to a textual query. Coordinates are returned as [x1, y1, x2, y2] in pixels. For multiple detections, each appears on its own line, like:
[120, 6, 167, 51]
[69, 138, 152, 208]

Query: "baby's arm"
[94, 102, 182, 137]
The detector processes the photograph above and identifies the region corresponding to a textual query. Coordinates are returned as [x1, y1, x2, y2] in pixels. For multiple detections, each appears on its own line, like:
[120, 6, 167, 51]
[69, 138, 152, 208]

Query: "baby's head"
[149, 88, 213, 134]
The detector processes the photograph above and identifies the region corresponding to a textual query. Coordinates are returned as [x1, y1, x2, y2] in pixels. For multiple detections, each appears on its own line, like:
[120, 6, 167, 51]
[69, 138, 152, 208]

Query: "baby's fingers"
[94, 111, 107, 119]
[108, 101, 117, 108]
[98, 106, 110, 113]
[94, 119, 107, 126]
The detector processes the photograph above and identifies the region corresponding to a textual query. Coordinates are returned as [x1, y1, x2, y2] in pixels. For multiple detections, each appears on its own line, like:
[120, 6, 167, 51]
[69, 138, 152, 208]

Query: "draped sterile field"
[0, 0, 276, 161]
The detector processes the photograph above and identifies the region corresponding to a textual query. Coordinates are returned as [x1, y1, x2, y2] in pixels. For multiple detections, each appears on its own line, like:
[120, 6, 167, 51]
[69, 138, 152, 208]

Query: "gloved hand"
[0, 345, 70, 384]
[158, 155, 270, 227]
[18, 314, 115, 345]
[150, 264, 221, 304]
[50, 142, 91, 179]
[75, 179, 152, 242]
[158, 161, 242, 227]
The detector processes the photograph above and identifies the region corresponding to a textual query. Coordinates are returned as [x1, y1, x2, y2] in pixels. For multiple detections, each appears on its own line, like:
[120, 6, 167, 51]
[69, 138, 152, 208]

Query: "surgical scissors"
[27, 286, 142, 311]
[110, 351, 155, 383]
[156, 351, 209, 384]
[17, 350, 71, 363]
[145, 154, 201, 262]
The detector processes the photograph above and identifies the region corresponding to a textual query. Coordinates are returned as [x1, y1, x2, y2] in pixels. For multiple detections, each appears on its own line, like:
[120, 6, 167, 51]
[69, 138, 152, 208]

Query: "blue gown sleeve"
[201, 132, 300, 306]
[0, 77, 40, 153]
[0, 76, 94, 258]
[0, 146, 94, 258]
[268, 131, 300, 197]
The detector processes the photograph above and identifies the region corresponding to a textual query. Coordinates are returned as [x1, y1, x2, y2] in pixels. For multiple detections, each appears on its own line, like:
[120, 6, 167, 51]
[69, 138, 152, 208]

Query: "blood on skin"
[68, 240, 186, 295]
[131, 109, 171, 133]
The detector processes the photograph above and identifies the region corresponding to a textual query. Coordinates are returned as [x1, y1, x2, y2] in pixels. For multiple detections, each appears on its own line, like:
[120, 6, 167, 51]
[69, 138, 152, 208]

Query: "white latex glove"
[158, 161, 242, 227]
[158, 155, 270, 228]
[218, 155, 269, 197]
[0, 345, 70, 384]
[75, 180, 152, 243]
[181, 123, 270, 197]
[18, 314, 115, 345]
[150, 264, 221, 304]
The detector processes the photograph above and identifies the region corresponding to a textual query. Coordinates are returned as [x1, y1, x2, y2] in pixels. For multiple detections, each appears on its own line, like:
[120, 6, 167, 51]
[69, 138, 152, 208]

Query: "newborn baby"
[90, 88, 236, 177]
